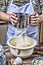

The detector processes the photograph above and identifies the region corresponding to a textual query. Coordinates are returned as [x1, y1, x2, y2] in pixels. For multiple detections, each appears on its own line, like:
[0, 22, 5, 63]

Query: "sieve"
[14, 13, 29, 37]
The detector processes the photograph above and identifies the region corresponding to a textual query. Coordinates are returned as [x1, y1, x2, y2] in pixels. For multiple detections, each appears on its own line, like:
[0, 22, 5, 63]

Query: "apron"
[6, 0, 39, 44]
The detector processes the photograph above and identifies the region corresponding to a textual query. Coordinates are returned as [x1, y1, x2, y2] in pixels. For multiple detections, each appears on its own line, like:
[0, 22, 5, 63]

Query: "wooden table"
[3, 44, 43, 65]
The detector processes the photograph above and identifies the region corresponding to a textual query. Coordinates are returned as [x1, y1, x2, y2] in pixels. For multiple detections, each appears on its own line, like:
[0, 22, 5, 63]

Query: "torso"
[6, 0, 39, 44]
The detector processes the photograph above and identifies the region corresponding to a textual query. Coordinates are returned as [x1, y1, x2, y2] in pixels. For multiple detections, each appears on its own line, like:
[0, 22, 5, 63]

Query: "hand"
[9, 13, 18, 25]
[30, 12, 40, 25]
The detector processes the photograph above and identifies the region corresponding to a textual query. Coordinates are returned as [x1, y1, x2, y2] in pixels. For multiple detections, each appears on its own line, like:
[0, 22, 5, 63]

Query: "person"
[1, 0, 43, 45]
[0, 11, 18, 25]
[6, 0, 39, 45]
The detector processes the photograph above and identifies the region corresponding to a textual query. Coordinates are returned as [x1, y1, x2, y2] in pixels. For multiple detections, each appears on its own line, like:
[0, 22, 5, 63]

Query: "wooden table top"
[3, 44, 43, 65]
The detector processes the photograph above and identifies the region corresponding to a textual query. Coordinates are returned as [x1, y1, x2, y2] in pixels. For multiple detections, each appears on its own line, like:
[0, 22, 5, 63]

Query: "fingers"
[30, 20, 39, 25]
[30, 13, 40, 25]
[10, 18, 18, 25]
[9, 13, 18, 25]
[31, 14, 39, 19]
[31, 12, 37, 16]
[31, 16, 40, 21]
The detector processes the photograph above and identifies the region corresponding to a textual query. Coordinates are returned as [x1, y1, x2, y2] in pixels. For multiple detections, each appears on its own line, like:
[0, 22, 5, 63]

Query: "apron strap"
[8, 0, 14, 5]
[30, 0, 31, 3]
[6, 0, 14, 11]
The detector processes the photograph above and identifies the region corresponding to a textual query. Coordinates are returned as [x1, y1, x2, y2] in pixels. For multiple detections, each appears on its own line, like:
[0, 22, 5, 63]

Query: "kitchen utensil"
[7, 36, 37, 59]
[32, 57, 43, 65]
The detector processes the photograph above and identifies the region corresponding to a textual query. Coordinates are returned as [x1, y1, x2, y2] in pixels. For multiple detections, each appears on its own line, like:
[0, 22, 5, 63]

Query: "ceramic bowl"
[7, 36, 37, 58]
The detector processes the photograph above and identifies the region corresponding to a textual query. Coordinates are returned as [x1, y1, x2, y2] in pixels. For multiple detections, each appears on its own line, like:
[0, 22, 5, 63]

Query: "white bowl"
[7, 36, 37, 58]
[32, 57, 43, 65]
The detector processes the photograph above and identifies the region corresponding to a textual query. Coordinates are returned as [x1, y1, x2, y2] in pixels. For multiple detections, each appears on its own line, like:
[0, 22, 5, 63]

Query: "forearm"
[0, 12, 10, 22]
[39, 14, 43, 24]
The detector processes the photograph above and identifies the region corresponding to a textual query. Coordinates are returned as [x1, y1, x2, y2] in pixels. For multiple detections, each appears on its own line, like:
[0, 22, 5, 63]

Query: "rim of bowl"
[7, 36, 37, 50]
